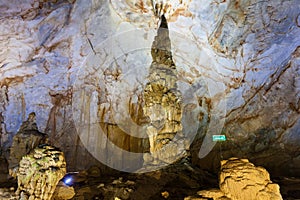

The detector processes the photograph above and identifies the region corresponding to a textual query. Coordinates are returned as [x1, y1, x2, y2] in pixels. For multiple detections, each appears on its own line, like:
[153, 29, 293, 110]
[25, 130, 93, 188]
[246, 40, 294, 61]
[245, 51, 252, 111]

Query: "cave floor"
[67, 169, 300, 200]
[0, 159, 300, 200]
[69, 160, 219, 200]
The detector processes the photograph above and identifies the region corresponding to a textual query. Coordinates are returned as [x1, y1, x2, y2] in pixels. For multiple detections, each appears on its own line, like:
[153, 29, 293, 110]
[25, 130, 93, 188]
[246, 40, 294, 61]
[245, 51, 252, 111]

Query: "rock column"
[143, 15, 186, 165]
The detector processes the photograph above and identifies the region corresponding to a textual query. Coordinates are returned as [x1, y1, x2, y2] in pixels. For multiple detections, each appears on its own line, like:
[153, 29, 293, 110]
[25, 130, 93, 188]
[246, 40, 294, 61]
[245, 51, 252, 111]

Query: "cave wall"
[0, 0, 299, 175]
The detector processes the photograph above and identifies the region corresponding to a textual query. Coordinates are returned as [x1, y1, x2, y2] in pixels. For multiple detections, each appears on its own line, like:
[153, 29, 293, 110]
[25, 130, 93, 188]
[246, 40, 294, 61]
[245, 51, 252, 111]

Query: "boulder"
[219, 158, 282, 200]
[52, 181, 75, 200]
[187, 158, 283, 200]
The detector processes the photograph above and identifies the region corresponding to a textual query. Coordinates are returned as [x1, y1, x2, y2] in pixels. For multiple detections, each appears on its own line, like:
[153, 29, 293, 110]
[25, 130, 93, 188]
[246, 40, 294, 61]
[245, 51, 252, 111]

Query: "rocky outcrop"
[219, 158, 282, 200]
[8, 112, 48, 177]
[186, 158, 282, 200]
[16, 144, 66, 200]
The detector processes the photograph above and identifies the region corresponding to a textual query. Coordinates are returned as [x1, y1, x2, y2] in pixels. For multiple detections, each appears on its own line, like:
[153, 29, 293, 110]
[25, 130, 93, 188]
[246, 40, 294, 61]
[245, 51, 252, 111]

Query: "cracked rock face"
[16, 144, 66, 200]
[110, 0, 192, 27]
[0, 0, 299, 175]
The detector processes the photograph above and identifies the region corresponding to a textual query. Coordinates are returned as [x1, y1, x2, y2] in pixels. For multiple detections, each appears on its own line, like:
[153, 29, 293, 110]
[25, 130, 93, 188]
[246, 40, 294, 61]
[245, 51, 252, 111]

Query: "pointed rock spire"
[151, 15, 173, 65]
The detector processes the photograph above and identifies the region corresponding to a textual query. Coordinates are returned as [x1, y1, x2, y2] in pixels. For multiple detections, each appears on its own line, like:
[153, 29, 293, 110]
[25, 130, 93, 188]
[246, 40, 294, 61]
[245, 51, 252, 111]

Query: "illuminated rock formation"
[186, 158, 283, 200]
[143, 15, 186, 165]
[219, 158, 282, 200]
[8, 112, 48, 177]
[16, 144, 66, 200]
[0, 0, 299, 175]
[52, 181, 75, 200]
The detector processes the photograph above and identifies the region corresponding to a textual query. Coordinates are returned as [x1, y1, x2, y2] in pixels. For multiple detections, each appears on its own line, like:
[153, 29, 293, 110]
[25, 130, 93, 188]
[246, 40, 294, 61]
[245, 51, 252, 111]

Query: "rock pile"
[186, 158, 283, 200]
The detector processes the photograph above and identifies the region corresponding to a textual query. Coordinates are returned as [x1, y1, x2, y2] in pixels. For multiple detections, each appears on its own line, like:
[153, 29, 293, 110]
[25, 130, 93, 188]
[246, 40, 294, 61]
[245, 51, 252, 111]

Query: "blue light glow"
[64, 177, 72, 185]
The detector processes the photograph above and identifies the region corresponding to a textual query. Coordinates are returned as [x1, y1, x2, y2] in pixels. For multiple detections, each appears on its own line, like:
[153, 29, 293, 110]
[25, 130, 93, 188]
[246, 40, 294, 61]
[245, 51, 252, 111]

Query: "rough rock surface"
[52, 181, 75, 200]
[187, 158, 282, 200]
[1, 158, 299, 199]
[0, 154, 8, 184]
[0, 187, 17, 200]
[57, 159, 218, 200]
[143, 15, 186, 166]
[190, 0, 300, 176]
[16, 144, 66, 200]
[219, 158, 282, 200]
[8, 112, 48, 177]
[0, 0, 299, 175]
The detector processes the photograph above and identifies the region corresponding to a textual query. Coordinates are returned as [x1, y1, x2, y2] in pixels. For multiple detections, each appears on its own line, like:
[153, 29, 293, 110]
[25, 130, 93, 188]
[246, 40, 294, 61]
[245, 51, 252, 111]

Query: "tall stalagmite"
[143, 15, 186, 165]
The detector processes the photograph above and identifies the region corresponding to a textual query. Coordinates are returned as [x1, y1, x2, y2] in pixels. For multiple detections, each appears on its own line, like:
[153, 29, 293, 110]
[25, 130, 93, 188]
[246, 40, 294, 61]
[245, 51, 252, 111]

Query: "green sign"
[212, 135, 226, 141]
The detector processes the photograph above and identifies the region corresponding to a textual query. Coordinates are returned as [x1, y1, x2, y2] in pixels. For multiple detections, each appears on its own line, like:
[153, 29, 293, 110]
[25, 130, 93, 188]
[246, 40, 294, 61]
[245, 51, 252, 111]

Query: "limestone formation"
[110, 0, 192, 28]
[143, 15, 186, 165]
[16, 144, 66, 200]
[0, 187, 17, 200]
[0, 0, 299, 176]
[8, 112, 48, 178]
[219, 158, 282, 200]
[0, 113, 4, 148]
[52, 181, 75, 200]
[0, 154, 8, 184]
[187, 158, 283, 200]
